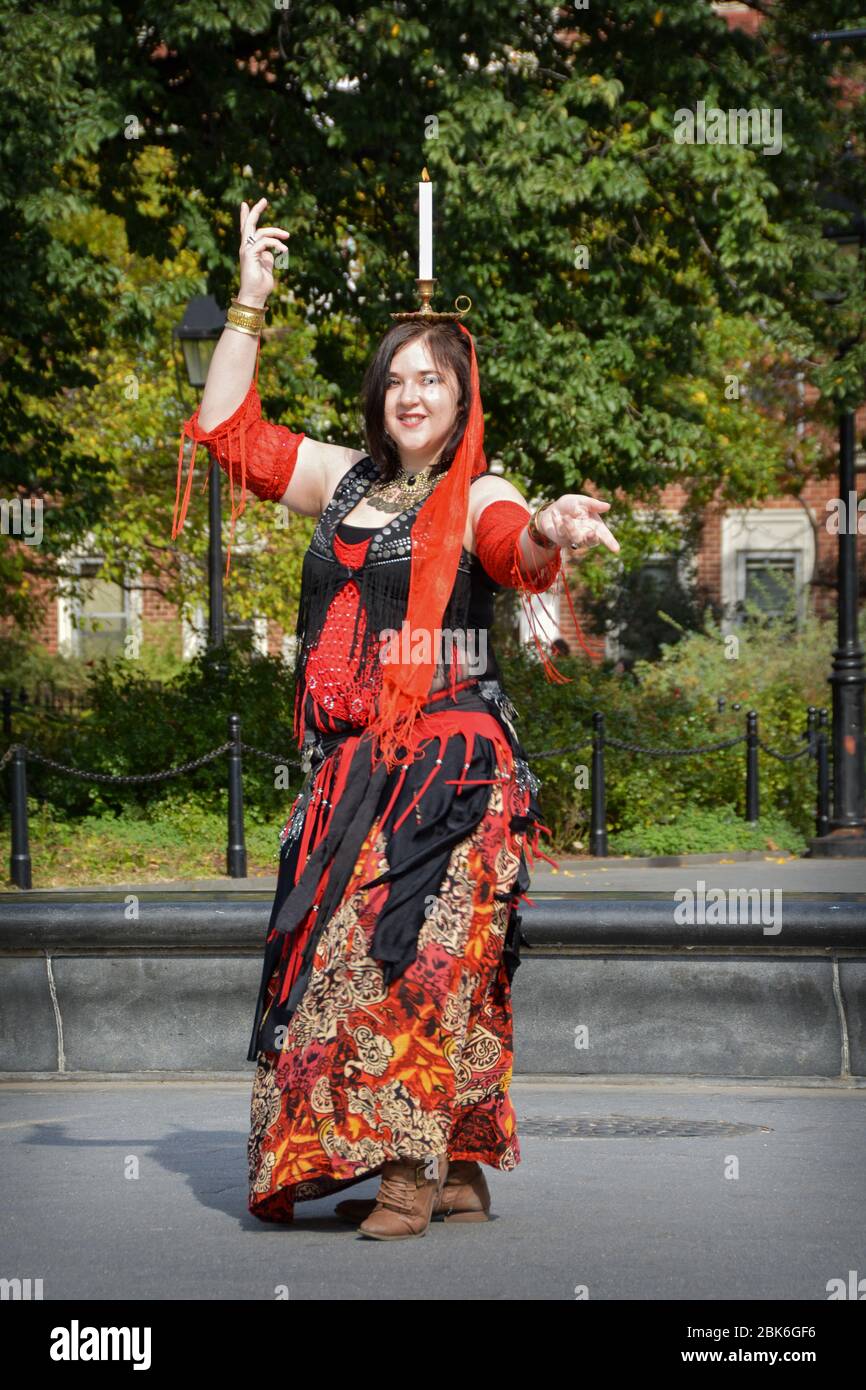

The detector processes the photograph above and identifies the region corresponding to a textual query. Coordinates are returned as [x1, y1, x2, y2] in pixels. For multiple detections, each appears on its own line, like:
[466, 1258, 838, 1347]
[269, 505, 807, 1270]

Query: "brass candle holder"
[390, 278, 472, 322]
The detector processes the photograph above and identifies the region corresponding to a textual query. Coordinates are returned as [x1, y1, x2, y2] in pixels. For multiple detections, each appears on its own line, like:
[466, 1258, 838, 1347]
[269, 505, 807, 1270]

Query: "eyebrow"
[387, 368, 441, 377]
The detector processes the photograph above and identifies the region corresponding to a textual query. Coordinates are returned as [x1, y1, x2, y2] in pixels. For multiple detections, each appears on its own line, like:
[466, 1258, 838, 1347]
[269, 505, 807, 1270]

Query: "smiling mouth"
[398, 413, 427, 424]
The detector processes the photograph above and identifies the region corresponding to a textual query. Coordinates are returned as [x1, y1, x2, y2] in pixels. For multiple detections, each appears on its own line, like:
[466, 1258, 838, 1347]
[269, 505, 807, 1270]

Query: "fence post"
[806, 705, 817, 753]
[9, 745, 32, 890]
[590, 711, 608, 857]
[227, 713, 247, 879]
[745, 710, 759, 824]
[815, 708, 830, 839]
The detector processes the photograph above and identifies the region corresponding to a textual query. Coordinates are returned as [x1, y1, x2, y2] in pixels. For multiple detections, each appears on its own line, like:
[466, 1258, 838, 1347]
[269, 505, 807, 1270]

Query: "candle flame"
[421, 167, 430, 181]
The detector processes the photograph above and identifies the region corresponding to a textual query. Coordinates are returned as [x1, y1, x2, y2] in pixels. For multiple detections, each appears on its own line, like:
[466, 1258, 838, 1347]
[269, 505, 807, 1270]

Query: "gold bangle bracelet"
[528, 504, 557, 550]
[231, 296, 269, 315]
[227, 305, 265, 333]
[225, 320, 261, 339]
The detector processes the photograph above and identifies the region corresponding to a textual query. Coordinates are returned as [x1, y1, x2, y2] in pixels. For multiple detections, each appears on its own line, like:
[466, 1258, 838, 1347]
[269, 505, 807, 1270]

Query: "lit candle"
[419, 167, 432, 279]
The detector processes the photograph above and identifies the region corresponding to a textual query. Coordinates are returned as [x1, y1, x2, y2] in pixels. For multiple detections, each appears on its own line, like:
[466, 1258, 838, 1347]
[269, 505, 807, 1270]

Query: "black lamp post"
[173, 294, 228, 651]
[808, 166, 866, 856]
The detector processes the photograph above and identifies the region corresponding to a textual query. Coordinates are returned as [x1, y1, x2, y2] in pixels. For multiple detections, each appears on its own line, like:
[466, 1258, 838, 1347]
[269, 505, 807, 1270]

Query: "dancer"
[171, 197, 619, 1239]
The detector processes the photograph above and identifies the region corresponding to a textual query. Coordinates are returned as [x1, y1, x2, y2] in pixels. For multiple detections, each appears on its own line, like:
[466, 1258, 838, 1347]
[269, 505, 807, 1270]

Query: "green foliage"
[2, 0, 865, 632]
[493, 603, 835, 852]
[10, 639, 306, 823]
[0, 606, 839, 870]
[19, 796, 282, 888]
[609, 805, 807, 858]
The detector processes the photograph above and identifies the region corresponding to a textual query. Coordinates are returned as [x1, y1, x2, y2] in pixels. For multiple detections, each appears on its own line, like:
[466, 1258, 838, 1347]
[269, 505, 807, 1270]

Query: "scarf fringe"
[171, 341, 263, 579]
[509, 532, 597, 675]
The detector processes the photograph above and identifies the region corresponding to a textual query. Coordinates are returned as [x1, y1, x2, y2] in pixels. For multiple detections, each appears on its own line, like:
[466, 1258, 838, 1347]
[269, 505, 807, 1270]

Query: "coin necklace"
[364, 460, 447, 515]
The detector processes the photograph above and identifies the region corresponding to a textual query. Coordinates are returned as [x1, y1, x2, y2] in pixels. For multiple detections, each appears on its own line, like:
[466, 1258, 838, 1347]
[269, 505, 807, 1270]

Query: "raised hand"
[535, 494, 620, 555]
[238, 197, 290, 308]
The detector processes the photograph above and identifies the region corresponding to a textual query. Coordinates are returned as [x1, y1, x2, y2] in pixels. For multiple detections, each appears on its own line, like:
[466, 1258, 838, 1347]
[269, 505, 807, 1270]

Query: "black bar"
[9, 745, 32, 890]
[816, 708, 831, 839]
[745, 710, 759, 823]
[828, 412, 866, 833]
[226, 713, 247, 878]
[810, 28, 866, 42]
[590, 711, 608, 857]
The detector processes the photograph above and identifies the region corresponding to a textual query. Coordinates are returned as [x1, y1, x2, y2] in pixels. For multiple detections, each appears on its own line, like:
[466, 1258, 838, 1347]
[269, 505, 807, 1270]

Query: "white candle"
[419, 169, 433, 279]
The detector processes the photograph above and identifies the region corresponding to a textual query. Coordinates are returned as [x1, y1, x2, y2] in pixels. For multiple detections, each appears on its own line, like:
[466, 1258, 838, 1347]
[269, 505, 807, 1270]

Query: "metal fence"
[2, 683, 98, 733]
[1, 703, 829, 888]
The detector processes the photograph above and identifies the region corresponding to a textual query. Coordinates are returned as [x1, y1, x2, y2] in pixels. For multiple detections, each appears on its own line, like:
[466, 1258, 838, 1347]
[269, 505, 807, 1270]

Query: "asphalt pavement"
[2, 1075, 863, 1301]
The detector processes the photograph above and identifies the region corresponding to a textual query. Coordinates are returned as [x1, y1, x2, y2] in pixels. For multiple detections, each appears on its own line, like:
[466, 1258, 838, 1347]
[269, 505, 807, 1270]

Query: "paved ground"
[12, 852, 866, 897]
[2, 1076, 863, 1301]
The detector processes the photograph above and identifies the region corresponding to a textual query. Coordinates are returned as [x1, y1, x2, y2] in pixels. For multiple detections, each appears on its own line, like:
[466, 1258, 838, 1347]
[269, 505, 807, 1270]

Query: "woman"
[172, 197, 619, 1240]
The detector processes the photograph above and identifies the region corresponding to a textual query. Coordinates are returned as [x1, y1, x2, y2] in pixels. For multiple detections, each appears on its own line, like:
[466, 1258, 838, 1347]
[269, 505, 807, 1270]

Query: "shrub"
[609, 805, 807, 858]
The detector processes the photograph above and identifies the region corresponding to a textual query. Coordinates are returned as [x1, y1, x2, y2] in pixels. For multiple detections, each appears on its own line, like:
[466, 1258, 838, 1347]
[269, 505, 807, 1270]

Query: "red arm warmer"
[474, 498, 595, 676]
[474, 499, 562, 593]
[172, 378, 306, 576]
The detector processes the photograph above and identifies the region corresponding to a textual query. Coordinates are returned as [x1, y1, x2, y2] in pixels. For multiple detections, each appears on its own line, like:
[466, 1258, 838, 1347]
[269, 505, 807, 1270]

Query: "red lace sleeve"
[172, 345, 305, 577]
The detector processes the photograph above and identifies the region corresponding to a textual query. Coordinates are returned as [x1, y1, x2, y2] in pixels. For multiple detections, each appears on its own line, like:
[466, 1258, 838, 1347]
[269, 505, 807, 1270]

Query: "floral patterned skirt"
[247, 773, 525, 1223]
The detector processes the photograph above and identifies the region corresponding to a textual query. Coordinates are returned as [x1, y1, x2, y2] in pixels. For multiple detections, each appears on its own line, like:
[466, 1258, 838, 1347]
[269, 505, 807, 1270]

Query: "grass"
[1, 802, 286, 889]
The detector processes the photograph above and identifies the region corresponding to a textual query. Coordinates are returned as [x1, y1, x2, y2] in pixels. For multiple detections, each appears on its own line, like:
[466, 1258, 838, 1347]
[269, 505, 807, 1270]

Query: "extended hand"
[238, 198, 290, 308]
[535, 494, 620, 555]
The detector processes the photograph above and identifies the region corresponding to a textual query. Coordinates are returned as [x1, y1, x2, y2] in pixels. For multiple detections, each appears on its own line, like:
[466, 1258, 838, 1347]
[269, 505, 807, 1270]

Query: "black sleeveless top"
[290, 454, 503, 742]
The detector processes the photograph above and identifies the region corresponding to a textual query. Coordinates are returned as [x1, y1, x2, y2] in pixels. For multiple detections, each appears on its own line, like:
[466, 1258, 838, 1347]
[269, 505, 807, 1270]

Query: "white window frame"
[720, 508, 815, 631]
[56, 537, 142, 660]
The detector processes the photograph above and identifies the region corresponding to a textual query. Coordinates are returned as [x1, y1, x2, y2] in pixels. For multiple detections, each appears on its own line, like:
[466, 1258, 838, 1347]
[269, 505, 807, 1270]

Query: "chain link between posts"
[0, 727, 819, 783]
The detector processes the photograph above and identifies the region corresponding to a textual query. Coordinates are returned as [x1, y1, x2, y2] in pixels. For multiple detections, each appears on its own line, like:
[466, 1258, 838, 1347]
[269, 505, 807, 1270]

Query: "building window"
[69, 558, 130, 661]
[721, 510, 815, 632]
[603, 553, 703, 666]
[738, 551, 800, 621]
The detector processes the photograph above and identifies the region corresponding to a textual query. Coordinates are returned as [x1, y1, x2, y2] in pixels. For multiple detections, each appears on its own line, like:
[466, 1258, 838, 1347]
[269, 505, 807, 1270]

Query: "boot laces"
[376, 1172, 420, 1215]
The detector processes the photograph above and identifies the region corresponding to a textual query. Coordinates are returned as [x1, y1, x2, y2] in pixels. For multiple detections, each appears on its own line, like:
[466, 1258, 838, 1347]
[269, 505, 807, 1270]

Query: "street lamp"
[809, 171, 866, 857]
[173, 295, 227, 651]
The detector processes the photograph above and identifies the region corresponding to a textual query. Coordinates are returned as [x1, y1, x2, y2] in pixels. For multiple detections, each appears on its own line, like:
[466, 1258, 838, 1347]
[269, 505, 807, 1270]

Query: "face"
[383, 337, 460, 470]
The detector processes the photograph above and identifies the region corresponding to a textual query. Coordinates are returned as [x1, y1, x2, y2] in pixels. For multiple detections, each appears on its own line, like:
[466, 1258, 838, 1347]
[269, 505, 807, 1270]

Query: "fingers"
[239, 197, 289, 243]
[240, 196, 270, 242]
[572, 495, 610, 512]
[557, 508, 620, 555]
[592, 519, 620, 554]
[243, 236, 287, 254]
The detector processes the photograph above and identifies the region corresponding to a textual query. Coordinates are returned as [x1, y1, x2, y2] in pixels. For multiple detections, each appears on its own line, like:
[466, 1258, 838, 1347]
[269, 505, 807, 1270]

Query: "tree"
[1, 0, 863, 631]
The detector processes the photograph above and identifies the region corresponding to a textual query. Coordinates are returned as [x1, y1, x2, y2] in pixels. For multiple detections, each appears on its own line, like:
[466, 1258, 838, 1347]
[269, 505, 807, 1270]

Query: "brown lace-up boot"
[337, 1159, 491, 1228]
[356, 1156, 447, 1240]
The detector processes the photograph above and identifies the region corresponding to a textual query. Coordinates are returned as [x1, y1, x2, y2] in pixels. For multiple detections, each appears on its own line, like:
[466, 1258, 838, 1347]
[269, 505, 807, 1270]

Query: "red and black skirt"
[246, 676, 556, 1222]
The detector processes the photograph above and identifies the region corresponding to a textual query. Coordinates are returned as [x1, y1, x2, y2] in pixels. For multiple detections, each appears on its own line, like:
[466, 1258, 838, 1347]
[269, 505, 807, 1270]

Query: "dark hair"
[359, 322, 471, 482]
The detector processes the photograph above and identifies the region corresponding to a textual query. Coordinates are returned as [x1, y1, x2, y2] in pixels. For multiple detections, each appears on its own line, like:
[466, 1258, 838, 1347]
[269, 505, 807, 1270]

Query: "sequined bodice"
[295, 456, 502, 736]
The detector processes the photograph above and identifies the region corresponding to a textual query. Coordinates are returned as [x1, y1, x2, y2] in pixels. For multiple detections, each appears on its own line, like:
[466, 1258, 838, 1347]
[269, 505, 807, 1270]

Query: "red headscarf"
[364, 320, 488, 773]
